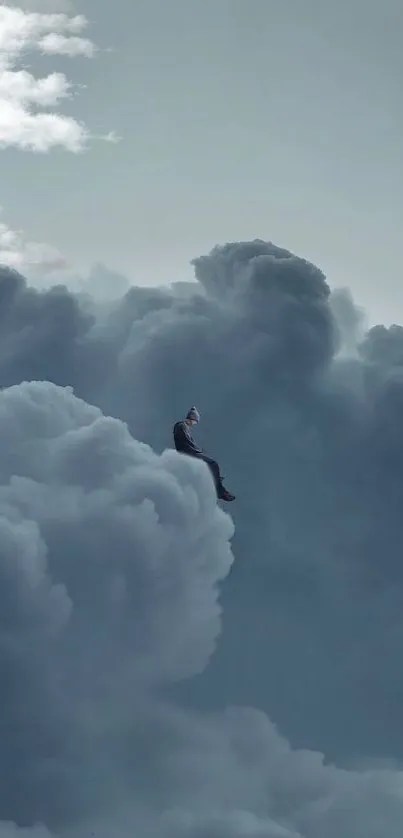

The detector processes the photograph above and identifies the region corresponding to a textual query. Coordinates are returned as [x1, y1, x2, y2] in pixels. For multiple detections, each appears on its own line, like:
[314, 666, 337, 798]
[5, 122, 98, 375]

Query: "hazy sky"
[4, 7, 403, 834]
[3, 0, 403, 323]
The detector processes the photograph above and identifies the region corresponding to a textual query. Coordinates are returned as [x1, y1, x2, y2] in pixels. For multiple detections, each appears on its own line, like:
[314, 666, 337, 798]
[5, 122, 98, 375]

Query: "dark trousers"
[199, 455, 222, 494]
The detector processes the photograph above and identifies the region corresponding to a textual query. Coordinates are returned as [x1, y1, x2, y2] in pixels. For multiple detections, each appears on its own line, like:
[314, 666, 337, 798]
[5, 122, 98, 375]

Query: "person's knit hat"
[186, 406, 200, 422]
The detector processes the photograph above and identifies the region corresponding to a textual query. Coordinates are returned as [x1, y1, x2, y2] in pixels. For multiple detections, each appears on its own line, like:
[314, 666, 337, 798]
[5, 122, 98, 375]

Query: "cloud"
[100, 129, 122, 144]
[0, 5, 109, 151]
[329, 286, 366, 356]
[0, 211, 69, 276]
[0, 379, 233, 830]
[77, 262, 130, 301]
[3, 242, 403, 835]
[0, 213, 132, 294]
[1, 384, 403, 838]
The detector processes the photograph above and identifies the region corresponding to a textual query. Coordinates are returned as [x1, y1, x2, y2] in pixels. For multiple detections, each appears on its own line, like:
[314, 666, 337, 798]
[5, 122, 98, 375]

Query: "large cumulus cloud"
[0, 380, 232, 830]
[2, 241, 403, 834]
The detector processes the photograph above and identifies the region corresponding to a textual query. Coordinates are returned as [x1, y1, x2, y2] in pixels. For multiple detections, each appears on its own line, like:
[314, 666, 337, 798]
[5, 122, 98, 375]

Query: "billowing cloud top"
[1, 241, 403, 836]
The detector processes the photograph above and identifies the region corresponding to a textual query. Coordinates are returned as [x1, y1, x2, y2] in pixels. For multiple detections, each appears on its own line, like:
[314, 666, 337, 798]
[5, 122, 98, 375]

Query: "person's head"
[186, 406, 200, 425]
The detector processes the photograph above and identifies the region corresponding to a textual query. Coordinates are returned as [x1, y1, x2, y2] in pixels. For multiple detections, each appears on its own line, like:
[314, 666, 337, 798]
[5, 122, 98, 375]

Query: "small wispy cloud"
[100, 130, 122, 144]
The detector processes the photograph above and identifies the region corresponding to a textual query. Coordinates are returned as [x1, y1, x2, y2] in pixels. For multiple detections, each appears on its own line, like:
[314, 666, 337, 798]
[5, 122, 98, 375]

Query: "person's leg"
[201, 456, 235, 501]
[201, 456, 222, 494]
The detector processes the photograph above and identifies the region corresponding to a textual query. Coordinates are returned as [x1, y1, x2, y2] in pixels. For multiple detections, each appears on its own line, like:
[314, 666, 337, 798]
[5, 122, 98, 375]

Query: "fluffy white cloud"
[0, 380, 236, 832]
[0, 5, 111, 151]
[0, 380, 234, 688]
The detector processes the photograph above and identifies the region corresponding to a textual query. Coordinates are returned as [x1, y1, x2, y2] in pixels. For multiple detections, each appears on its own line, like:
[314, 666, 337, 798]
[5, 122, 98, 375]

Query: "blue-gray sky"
[3, 0, 403, 323]
[5, 6, 403, 836]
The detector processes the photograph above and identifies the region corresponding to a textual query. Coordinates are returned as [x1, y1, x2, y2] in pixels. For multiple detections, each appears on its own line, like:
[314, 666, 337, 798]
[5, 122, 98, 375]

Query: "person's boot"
[218, 485, 235, 502]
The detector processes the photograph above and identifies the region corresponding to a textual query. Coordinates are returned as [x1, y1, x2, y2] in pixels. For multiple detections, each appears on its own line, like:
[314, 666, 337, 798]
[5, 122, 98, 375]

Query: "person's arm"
[180, 422, 203, 455]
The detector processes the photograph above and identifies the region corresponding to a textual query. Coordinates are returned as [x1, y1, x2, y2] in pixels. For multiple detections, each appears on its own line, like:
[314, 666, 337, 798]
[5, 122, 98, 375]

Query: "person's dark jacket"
[173, 420, 203, 458]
